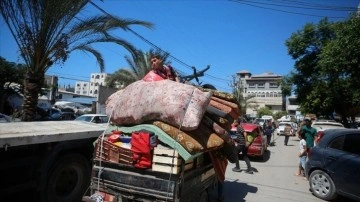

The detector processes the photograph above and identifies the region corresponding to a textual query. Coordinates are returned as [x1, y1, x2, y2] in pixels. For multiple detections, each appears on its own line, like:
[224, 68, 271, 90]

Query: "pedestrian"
[295, 131, 307, 177]
[143, 54, 180, 82]
[283, 122, 292, 146]
[300, 117, 317, 153]
[232, 124, 253, 174]
[263, 120, 273, 146]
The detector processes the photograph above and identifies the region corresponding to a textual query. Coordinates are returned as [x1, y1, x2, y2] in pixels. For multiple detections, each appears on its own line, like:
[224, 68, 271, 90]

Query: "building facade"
[89, 73, 107, 97]
[74, 81, 90, 96]
[74, 73, 108, 98]
[235, 70, 283, 118]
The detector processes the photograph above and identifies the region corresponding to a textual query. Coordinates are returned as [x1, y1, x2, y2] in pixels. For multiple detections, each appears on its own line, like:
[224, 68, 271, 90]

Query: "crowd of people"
[230, 116, 318, 179]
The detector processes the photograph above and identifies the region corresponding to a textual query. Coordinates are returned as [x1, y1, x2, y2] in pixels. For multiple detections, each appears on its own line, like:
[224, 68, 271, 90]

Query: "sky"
[0, 0, 359, 92]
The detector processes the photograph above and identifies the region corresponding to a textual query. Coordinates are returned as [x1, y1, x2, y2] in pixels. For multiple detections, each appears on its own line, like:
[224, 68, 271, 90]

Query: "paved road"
[210, 135, 323, 202]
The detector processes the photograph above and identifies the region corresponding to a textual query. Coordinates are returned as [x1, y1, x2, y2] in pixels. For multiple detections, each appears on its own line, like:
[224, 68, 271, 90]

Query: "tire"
[309, 170, 337, 201]
[43, 154, 91, 202]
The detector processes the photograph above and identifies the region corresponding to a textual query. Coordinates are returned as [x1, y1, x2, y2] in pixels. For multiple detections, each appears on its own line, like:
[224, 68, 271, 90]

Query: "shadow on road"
[223, 180, 258, 202]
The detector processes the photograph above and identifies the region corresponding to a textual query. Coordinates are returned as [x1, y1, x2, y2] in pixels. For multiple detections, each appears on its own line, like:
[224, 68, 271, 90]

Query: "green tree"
[257, 107, 273, 118]
[0, 57, 26, 113]
[273, 111, 288, 120]
[284, 14, 360, 120]
[0, 0, 152, 121]
[106, 49, 169, 88]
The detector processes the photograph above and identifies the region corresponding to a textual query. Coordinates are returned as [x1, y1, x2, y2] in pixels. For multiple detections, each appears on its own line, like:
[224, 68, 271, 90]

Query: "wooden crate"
[95, 137, 133, 165]
[152, 147, 193, 174]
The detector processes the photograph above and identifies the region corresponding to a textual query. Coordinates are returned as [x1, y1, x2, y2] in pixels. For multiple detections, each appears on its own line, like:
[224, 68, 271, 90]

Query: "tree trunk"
[21, 70, 44, 121]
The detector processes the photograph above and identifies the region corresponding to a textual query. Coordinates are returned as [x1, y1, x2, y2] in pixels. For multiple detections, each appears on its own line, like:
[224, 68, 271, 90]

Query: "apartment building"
[235, 70, 284, 118]
[74, 73, 107, 98]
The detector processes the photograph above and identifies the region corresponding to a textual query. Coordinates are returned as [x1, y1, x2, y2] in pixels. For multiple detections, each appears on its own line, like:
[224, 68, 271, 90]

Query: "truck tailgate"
[91, 159, 216, 201]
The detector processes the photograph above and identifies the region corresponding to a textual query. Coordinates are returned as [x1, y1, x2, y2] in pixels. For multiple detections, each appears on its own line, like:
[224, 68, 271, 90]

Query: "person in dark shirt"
[232, 124, 253, 174]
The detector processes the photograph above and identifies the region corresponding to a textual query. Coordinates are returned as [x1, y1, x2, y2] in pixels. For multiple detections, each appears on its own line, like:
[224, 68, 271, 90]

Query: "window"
[258, 83, 264, 88]
[270, 83, 278, 88]
[328, 135, 344, 150]
[248, 83, 255, 88]
[343, 134, 360, 155]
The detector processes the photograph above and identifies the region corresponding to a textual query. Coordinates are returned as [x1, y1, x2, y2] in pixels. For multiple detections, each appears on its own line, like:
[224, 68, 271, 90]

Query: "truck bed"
[0, 121, 107, 148]
[90, 158, 216, 201]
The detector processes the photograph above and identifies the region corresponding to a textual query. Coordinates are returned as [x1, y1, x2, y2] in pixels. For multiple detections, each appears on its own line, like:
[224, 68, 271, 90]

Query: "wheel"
[43, 154, 91, 202]
[309, 170, 337, 201]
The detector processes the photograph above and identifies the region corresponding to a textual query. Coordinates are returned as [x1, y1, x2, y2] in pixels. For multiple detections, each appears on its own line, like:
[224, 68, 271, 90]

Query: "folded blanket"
[153, 121, 224, 153]
[106, 80, 212, 131]
[152, 121, 204, 153]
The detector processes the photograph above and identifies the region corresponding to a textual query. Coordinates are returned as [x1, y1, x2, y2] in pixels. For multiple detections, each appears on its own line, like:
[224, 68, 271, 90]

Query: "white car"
[74, 114, 109, 124]
[276, 121, 294, 136]
[312, 120, 345, 143]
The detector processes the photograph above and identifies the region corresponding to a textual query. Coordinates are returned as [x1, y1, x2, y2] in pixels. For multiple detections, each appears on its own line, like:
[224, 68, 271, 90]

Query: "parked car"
[241, 123, 267, 159]
[311, 120, 345, 144]
[0, 113, 21, 123]
[74, 114, 109, 124]
[305, 129, 360, 201]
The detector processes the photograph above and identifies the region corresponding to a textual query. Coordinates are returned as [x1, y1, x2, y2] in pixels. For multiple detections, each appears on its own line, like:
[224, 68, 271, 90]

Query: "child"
[296, 132, 307, 177]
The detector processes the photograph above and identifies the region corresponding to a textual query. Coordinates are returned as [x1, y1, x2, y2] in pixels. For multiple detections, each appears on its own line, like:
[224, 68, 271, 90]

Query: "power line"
[241, 0, 357, 11]
[88, 0, 232, 88]
[229, 0, 355, 18]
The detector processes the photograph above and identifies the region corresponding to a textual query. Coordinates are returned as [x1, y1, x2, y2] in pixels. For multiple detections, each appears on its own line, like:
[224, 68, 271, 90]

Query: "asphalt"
[209, 134, 325, 202]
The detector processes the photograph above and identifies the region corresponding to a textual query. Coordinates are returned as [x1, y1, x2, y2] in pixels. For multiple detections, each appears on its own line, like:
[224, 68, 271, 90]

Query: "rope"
[95, 107, 115, 198]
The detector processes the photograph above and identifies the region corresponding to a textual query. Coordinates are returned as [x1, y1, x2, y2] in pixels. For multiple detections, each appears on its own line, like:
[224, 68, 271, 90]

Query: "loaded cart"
[86, 124, 218, 202]
[84, 79, 240, 202]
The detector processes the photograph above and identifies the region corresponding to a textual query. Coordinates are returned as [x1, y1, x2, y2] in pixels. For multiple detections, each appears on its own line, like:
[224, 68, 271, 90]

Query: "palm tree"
[106, 49, 170, 88]
[0, 0, 153, 121]
[0, 57, 26, 114]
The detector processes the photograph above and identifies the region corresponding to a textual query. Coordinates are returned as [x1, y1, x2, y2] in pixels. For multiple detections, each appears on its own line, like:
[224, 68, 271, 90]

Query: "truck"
[84, 125, 219, 202]
[0, 121, 107, 202]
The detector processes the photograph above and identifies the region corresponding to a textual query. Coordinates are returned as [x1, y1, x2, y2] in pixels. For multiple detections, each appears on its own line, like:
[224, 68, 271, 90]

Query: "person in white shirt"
[296, 132, 307, 177]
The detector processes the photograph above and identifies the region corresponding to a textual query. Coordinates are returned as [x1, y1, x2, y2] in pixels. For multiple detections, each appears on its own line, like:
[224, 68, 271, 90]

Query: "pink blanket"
[106, 80, 212, 131]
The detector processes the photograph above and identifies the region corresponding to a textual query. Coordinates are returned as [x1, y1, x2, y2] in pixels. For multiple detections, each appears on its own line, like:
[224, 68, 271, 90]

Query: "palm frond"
[73, 45, 104, 72]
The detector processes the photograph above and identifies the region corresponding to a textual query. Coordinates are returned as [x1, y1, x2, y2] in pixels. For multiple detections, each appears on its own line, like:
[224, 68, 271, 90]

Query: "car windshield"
[75, 116, 93, 122]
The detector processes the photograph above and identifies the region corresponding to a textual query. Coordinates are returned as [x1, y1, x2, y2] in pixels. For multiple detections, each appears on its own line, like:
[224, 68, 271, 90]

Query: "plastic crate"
[95, 136, 133, 165]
